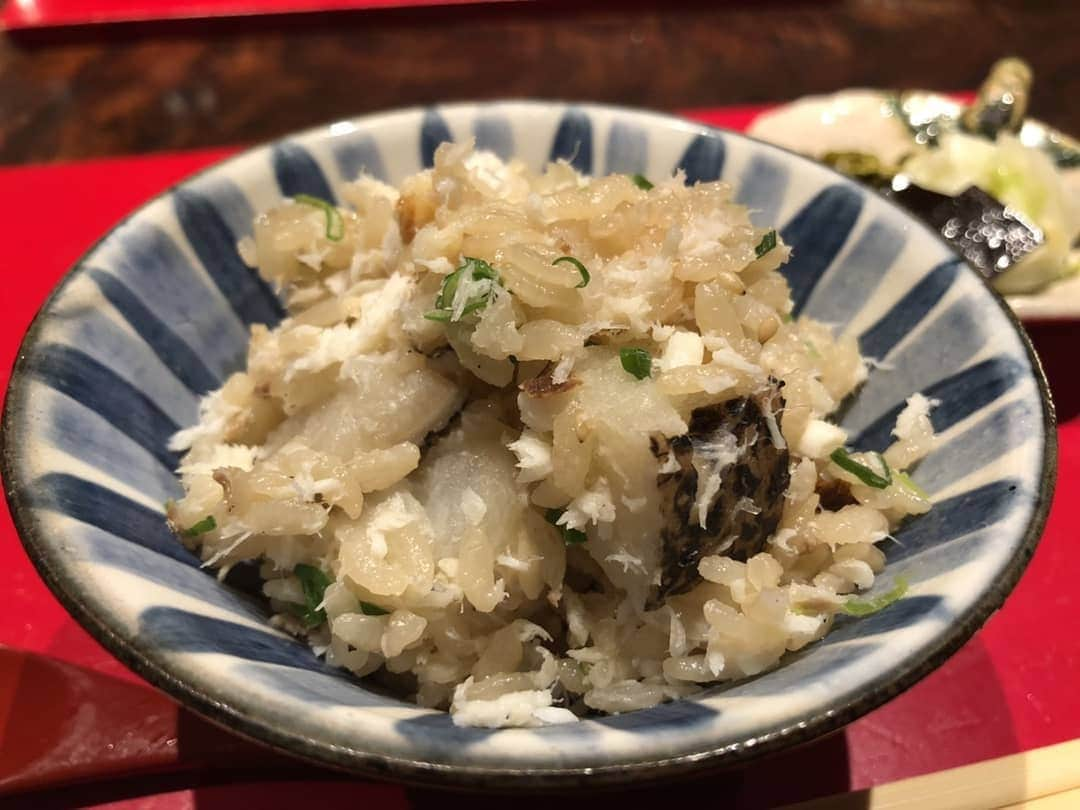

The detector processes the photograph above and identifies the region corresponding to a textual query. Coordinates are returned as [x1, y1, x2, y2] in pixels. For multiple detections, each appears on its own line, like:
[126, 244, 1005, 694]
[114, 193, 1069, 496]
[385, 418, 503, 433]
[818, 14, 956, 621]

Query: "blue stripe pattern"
[736, 155, 789, 227]
[174, 188, 285, 327]
[604, 121, 648, 175]
[65, 307, 197, 427]
[44, 402, 181, 501]
[852, 355, 1026, 451]
[780, 185, 863, 314]
[329, 132, 388, 182]
[83, 531, 273, 620]
[88, 268, 219, 395]
[841, 301, 990, 439]
[549, 108, 593, 174]
[887, 479, 1022, 563]
[914, 399, 1036, 491]
[800, 219, 906, 329]
[30, 344, 180, 472]
[420, 109, 453, 169]
[272, 143, 336, 201]
[140, 607, 333, 672]
[473, 115, 514, 160]
[103, 221, 250, 376]
[186, 176, 255, 243]
[857, 259, 961, 361]
[677, 134, 725, 185]
[31, 473, 196, 565]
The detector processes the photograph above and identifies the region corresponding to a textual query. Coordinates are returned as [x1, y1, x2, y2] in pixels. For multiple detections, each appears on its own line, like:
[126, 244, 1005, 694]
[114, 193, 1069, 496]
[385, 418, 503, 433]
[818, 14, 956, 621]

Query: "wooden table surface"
[0, 0, 1077, 165]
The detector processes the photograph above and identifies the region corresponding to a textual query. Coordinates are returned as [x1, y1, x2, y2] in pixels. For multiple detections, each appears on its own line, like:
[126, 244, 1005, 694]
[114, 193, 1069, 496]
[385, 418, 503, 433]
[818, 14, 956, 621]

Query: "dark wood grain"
[0, 0, 1077, 164]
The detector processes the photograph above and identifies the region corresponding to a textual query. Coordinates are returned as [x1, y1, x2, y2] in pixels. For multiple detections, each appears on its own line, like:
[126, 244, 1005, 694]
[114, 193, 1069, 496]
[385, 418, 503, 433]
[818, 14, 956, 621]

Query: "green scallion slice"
[433, 267, 464, 310]
[754, 229, 778, 259]
[468, 257, 499, 280]
[841, 577, 909, 617]
[359, 601, 391, 616]
[619, 347, 652, 380]
[830, 447, 892, 489]
[544, 508, 588, 545]
[895, 470, 930, 500]
[427, 257, 502, 322]
[630, 173, 654, 191]
[460, 296, 494, 317]
[294, 193, 345, 241]
[293, 563, 332, 628]
[553, 256, 590, 288]
[182, 515, 216, 538]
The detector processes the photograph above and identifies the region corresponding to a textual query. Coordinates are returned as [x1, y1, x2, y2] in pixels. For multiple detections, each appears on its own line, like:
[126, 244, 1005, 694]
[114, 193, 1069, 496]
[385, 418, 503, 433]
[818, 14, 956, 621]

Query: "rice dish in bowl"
[2, 102, 1055, 784]
[167, 140, 936, 727]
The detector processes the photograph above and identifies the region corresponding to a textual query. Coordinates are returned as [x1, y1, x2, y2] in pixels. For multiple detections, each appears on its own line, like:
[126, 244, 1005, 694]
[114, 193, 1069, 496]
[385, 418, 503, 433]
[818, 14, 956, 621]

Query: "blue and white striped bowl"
[0, 102, 1056, 788]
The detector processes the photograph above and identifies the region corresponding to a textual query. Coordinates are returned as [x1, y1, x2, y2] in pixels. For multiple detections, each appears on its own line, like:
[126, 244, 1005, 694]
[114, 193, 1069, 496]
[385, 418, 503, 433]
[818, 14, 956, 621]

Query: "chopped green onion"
[544, 508, 588, 545]
[471, 258, 499, 280]
[754, 229, 778, 259]
[460, 296, 492, 317]
[782, 313, 795, 323]
[182, 515, 216, 537]
[293, 563, 332, 628]
[359, 601, 391, 616]
[619, 347, 653, 380]
[841, 577, 909, 617]
[630, 173, 654, 191]
[427, 257, 502, 322]
[830, 447, 892, 489]
[553, 256, 590, 288]
[895, 470, 930, 500]
[294, 194, 344, 241]
[433, 268, 462, 310]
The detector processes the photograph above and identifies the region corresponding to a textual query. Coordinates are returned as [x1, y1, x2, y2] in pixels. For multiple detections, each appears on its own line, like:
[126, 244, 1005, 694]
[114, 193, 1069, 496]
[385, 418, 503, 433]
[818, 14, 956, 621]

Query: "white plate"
[749, 89, 1080, 322]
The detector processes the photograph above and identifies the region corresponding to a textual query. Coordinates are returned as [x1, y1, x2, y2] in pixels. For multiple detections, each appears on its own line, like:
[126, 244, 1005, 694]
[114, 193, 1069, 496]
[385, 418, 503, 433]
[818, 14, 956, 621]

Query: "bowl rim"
[0, 100, 1059, 789]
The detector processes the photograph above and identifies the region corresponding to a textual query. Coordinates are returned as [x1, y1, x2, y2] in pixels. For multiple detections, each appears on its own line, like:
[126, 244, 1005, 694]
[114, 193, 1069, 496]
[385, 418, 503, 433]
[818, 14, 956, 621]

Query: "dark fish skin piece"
[520, 373, 582, 398]
[817, 477, 857, 511]
[881, 184, 1041, 279]
[419, 407, 464, 454]
[647, 384, 789, 610]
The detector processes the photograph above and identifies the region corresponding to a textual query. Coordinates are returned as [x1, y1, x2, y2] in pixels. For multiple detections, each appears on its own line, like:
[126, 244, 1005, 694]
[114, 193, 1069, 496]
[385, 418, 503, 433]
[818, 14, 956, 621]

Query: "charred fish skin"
[648, 387, 789, 610]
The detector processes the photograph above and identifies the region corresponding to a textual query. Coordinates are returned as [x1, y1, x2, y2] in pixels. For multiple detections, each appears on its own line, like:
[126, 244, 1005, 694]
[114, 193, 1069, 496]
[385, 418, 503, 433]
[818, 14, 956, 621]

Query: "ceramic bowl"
[0, 102, 1056, 788]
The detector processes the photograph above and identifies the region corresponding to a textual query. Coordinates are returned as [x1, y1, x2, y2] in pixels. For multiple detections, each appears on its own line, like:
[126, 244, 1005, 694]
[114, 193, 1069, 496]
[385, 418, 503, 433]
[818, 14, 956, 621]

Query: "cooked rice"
[167, 141, 934, 727]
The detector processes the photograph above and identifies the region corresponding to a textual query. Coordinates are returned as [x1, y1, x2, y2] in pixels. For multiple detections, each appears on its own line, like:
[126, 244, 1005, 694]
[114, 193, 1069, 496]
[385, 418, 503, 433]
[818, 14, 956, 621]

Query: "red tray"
[1, 0, 520, 30]
[1, 107, 1078, 808]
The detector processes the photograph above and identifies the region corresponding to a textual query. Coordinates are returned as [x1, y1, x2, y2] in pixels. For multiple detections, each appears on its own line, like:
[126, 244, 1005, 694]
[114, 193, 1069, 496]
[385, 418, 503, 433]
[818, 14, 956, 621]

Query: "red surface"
[1, 0, 517, 29]
[0, 108, 1078, 807]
